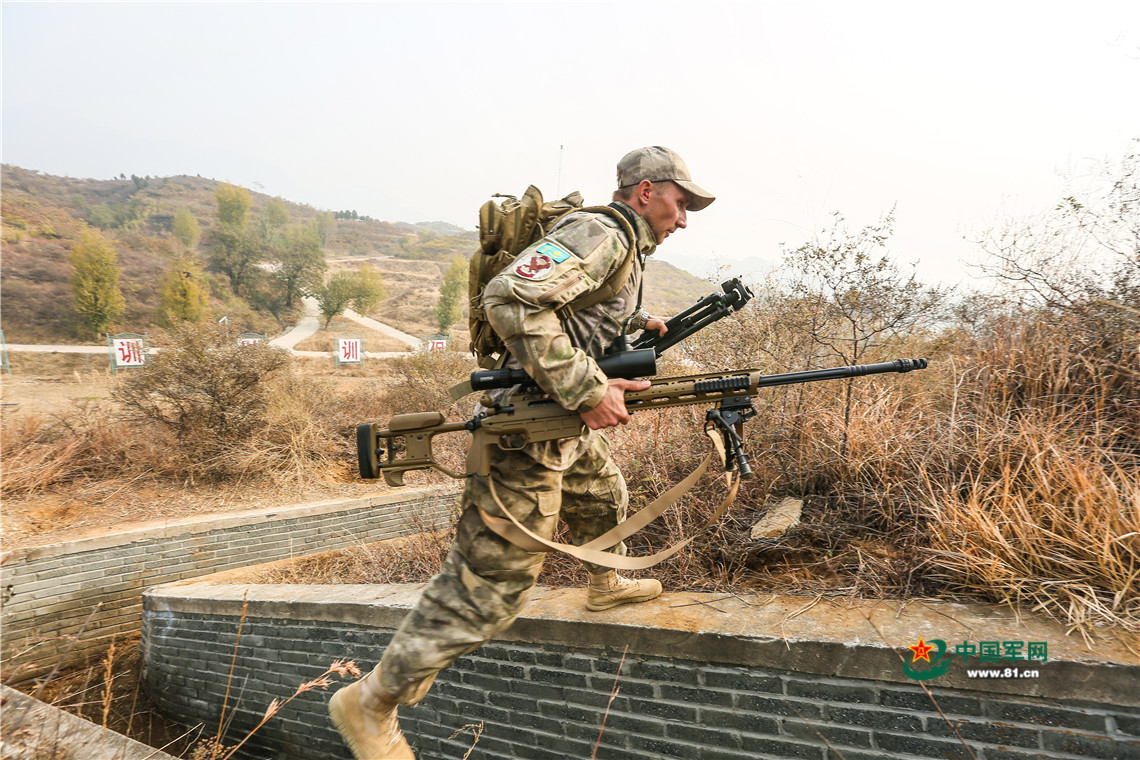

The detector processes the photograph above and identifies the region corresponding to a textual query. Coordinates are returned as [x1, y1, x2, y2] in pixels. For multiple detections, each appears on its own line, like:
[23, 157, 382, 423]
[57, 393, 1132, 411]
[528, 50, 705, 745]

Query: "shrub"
[113, 321, 290, 448]
[385, 348, 478, 415]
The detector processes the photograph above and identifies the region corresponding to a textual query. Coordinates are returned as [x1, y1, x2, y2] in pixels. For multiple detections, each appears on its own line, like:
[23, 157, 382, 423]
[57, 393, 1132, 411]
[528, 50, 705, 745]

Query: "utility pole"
[556, 143, 564, 197]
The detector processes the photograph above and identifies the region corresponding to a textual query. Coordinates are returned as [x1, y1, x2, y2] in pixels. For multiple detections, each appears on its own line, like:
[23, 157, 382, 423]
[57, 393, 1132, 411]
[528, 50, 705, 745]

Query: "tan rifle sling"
[476, 430, 741, 569]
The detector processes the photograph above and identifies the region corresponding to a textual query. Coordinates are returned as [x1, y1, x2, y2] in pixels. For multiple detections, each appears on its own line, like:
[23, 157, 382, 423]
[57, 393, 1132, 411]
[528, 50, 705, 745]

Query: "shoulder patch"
[551, 216, 618, 260]
[535, 241, 571, 263]
[513, 252, 557, 281]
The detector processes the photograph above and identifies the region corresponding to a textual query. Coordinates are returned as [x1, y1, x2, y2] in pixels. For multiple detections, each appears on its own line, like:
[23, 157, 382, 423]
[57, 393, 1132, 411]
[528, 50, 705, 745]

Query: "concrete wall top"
[2, 685, 181, 760]
[0, 484, 460, 561]
[145, 580, 1139, 708]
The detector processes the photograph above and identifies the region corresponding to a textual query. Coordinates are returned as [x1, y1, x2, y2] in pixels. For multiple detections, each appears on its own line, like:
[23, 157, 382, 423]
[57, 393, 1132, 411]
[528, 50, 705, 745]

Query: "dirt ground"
[0, 352, 414, 550]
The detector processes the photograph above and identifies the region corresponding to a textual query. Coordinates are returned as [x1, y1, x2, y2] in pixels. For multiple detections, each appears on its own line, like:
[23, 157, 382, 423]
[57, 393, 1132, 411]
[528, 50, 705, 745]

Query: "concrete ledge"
[141, 574, 1140, 760]
[1, 486, 460, 679]
[1, 486, 460, 560]
[0, 685, 181, 760]
[147, 580, 1139, 707]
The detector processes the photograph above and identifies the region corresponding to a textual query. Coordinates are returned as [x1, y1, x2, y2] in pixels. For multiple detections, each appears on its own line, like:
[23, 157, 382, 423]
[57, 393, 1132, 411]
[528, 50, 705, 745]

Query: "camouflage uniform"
[378, 204, 657, 704]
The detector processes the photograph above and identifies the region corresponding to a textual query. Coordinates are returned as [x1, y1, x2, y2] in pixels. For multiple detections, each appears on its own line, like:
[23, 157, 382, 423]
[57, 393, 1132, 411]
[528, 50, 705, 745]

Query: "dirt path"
[5, 299, 419, 356]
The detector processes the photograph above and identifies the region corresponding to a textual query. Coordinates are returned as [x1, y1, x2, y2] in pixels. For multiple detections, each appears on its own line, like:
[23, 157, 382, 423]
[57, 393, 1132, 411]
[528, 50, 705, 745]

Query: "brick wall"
[141, 583, 1140, 760]
[0, 487, 458, 679]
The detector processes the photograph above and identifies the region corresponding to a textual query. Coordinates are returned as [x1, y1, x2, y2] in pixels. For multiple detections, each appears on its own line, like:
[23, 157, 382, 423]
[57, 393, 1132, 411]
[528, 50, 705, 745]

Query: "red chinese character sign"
[237, 332, 266, 347]
[107, 333, 149, 374]
[335, 335, 364, 368]
[426, 334, 449, 352]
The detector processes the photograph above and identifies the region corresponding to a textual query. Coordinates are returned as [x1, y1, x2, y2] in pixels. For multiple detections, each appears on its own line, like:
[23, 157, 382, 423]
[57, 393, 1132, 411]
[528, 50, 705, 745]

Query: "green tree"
[215, 183, 252, 227]
[264, 197, 289, 230]
[158, 255, 209, 325]
[173, 206, 201, 248]
[210, 224, 265, 295]
[69, 227, 125, 338]
[271, 221, 327, 309]
[88, 204, 117, 230]
[88, 196, 150, 231]
[211, 183, 261, 294]
[432, 255, 467, 334]
[312, 265, 386, 327]
[351, 264, 386, 313]
[316, 211, 336, 245]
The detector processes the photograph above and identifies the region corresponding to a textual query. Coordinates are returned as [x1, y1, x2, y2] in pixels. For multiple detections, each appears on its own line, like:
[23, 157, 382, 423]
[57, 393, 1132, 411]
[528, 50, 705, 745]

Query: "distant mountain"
[403, 221, 470, 236]
[654, 249, 778, 289]
[0, 165, 711, 345]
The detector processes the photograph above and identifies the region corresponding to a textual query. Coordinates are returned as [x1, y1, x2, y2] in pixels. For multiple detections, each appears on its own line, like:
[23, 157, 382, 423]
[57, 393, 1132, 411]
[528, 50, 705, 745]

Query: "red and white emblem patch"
[513, 253, 556, 281]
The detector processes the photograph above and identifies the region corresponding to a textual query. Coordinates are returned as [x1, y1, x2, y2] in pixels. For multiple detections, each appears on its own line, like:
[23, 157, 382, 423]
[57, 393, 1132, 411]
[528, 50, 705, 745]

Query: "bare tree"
[783, 210, 949, 453]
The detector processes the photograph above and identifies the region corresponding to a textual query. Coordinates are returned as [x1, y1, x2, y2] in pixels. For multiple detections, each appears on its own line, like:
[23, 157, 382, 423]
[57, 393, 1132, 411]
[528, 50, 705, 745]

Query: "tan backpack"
[467, 185, 639, 368]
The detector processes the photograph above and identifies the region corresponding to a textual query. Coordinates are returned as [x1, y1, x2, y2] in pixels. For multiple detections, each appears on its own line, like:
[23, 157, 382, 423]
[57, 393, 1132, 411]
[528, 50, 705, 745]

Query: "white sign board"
[338, 337, 362, 364]
[237, 336, 263, 347]
[112, 338, 146, 367]
[428, 338, 448, 352]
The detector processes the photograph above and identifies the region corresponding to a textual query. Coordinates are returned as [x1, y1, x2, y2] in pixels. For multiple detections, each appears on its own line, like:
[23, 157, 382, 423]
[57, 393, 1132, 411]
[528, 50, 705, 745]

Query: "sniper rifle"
[358, 357, 929, 487]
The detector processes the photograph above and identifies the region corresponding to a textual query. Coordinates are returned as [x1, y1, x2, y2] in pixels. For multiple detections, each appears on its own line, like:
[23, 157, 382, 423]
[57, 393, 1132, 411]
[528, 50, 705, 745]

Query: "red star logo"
[909, 637, 934, 663]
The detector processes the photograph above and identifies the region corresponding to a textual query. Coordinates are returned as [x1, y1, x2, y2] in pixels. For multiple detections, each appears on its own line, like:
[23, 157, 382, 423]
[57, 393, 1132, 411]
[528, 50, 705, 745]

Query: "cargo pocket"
[536, 489, 561, 518]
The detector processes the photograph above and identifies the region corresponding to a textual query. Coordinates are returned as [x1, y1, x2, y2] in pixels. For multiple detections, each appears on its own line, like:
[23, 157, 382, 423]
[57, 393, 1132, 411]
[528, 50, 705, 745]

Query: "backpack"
[468, 185, 638, 368]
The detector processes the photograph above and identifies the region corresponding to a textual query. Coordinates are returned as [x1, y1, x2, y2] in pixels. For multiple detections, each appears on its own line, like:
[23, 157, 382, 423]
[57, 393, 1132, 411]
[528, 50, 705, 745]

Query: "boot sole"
[585, 592, 661, 612]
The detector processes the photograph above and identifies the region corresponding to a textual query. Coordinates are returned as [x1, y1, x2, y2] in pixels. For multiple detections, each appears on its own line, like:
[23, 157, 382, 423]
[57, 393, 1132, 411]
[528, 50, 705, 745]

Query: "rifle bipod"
[705, 396, 757, 479]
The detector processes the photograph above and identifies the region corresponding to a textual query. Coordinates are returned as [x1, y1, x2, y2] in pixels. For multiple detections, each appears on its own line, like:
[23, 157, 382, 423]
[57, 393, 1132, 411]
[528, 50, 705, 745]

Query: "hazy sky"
[3, 1, 1138, 287]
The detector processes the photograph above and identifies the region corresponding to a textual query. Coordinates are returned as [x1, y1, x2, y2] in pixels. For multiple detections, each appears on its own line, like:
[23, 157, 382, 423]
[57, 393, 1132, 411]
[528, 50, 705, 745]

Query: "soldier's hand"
[580, 378, 651, 430]
[645, 316, 668, 336]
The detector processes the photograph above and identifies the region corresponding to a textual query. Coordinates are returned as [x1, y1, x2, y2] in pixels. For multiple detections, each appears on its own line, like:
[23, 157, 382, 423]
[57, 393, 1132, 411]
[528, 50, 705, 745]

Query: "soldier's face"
[643, 182, 690, 244]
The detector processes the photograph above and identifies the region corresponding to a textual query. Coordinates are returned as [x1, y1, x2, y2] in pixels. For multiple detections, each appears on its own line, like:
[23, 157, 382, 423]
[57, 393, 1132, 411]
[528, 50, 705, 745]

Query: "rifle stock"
[358, 358, 928, 486]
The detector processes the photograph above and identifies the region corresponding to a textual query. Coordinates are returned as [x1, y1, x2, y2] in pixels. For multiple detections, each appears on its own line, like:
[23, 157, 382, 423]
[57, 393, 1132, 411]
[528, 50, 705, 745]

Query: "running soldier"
[330, 146, 715, 759]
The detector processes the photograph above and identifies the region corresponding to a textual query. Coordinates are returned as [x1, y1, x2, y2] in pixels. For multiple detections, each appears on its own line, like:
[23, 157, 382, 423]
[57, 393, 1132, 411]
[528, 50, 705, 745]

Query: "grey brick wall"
[140, 592, 1140, 760]
[0, 487, 458, 679]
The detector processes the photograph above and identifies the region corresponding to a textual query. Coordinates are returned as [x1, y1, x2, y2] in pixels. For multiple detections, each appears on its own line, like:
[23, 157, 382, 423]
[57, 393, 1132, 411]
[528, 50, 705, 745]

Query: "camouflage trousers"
[378, 432, 627, 705]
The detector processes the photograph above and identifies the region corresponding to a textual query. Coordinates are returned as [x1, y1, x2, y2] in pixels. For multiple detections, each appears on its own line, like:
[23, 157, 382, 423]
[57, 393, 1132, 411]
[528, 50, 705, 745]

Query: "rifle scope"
[469, 348, 658, 392]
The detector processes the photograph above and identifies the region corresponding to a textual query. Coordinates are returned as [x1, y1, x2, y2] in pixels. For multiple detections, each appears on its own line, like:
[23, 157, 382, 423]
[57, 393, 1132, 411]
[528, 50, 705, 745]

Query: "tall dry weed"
[0, 402, 170, 497]
[918, 312, 1139, 632]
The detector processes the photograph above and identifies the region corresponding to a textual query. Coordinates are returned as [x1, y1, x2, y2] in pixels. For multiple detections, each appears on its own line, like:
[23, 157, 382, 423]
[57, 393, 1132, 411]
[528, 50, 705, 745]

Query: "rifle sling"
[476, 446, 740, 570]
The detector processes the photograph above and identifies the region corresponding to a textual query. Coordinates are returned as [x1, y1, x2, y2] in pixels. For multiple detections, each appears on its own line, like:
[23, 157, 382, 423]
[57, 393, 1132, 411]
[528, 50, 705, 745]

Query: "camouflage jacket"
[482, 203, 657, 469]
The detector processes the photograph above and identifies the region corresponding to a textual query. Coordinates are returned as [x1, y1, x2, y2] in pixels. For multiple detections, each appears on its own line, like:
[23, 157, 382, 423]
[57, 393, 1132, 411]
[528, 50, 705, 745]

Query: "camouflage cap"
[616, 146, 715, 211]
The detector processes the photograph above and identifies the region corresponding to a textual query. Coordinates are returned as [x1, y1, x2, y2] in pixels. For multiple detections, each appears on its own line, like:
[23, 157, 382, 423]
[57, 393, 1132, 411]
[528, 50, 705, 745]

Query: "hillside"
[0, 165, 712, 345]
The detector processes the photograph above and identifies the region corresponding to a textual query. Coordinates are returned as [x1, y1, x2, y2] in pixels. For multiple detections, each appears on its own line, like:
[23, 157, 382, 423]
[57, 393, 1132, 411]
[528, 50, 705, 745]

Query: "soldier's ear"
[632, 180, 654, 209]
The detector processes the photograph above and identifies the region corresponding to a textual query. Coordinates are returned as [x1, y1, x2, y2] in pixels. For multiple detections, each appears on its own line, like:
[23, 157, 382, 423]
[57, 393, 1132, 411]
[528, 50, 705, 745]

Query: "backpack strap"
[554, 205, 640, 321]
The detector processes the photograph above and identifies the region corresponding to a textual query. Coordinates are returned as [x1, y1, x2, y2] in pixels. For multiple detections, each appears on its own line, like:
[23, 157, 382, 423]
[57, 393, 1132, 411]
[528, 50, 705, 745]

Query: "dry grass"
[917, 317, 1139, 633]
[0, 350, 468, 547]
[9, 634, 202, 758]
[258, 528, 456, 585]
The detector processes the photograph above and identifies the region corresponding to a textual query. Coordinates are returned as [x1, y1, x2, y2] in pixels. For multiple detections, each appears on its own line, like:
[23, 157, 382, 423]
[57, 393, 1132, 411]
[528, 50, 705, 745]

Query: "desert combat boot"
[586, 571, 663, 612]
[329, 666, 415, 760]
